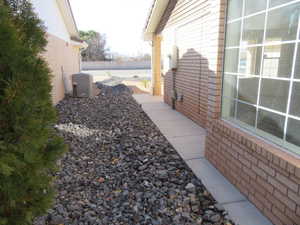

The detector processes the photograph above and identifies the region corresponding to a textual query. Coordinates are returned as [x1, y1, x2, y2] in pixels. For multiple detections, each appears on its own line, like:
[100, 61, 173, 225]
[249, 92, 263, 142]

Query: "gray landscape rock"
[185, 183, 196, 193]
[34, 84, 234, 225]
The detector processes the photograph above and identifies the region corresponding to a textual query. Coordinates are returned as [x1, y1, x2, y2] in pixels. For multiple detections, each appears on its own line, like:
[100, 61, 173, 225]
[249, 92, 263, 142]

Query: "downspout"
[171, 68, 177, 110]
[171, 30, 179, 110]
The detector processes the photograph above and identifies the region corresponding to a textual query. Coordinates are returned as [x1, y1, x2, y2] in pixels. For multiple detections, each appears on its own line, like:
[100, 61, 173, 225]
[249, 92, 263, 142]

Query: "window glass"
[262, 44, 295, 78]
[245, 0, 267, 16]
[226, 21, 241, 47]
[238, 76, 259, 104]
[289, 82, 300, 117]
[287, 118, 300, 147]
[227, 0, 243, 20]
[239, 47, 262, 75]
[270, 0, 295, 8]
[260, 79, 290, 112]
[236, 102, 257, 126]
[257, 109, 285, 138]
[242, 13, 265, 45]
[223, 74, 237, 99]
[224, 49, 239, 73]
[294, 47, 300, 79]
[222, 0, 300, 154]
[222, 98, 235, 119]
[266, 3, 300, 42]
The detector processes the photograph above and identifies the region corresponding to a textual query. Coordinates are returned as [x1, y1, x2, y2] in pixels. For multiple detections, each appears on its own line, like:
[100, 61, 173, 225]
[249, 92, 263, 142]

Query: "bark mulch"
[35, 84, 234, 225]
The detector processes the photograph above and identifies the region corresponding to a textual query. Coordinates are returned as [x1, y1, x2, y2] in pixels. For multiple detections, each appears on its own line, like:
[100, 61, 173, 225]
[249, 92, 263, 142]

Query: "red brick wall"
[158, 0, 212, 128]
[204, 0, 300, 224]
[206, 120, 300, 225]
[156, 0, 300, 224]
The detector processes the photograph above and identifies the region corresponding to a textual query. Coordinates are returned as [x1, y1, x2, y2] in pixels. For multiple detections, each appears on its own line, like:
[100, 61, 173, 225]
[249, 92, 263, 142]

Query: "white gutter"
[144, 0, 170, 41]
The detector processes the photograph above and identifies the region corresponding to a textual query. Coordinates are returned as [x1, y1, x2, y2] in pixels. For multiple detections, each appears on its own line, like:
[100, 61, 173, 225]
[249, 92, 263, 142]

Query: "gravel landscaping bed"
[36, 84, 234, 225]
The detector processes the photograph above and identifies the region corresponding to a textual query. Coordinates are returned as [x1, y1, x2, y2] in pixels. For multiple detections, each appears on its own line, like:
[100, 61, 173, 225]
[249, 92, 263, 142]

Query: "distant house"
[144, 0, 300, 225]
[30, 0, 87, 104]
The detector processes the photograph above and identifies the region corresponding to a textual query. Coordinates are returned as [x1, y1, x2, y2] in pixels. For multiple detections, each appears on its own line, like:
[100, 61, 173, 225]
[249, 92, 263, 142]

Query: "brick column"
[151, 34, 162, 96]
[206, 0, 227, 125]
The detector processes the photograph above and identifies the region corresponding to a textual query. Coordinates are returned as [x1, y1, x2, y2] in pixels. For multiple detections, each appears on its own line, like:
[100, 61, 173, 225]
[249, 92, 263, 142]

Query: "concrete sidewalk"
[133, 94, 273, 225]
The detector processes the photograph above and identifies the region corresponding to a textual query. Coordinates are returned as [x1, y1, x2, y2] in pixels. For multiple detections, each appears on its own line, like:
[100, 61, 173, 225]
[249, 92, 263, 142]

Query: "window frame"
[221, 0, 300, 156]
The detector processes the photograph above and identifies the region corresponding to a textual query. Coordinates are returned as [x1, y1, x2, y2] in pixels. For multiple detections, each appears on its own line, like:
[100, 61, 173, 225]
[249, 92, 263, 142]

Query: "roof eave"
[56, 0, 79, 39]
[71, 40, 88, 49]
[143, 0, 170, 41]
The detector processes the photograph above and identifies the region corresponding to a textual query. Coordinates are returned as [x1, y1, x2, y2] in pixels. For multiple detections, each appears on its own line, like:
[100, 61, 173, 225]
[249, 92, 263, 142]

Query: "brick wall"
[206, 120, 300, 225]
[204, 0, 300, 224]
[156, 0, 300, 224]
[158, 0, 211, 128]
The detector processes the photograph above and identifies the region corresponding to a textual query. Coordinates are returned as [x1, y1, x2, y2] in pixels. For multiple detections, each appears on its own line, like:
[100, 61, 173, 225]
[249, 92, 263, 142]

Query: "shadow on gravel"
[35, 84, 234, 225]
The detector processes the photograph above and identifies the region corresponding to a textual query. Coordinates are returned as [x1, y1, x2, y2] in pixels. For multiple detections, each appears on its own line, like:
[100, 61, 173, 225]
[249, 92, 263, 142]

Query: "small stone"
[215, 203, 225, 211]
[191, 205, 199, 212]
[196, 217, 203, 224]
[210, 214, 221, 222]
[185, 183, 196, 192]
[174, 214, 181, 223]
[175, 207, 183, 213]
[157, 170, 168, 179]
[49, 215, 65, 225]
[138, 165, 147, 171]
[98, 177, 105, 183]
[189, 193, 197, 203]
[56, 204, 65, 215]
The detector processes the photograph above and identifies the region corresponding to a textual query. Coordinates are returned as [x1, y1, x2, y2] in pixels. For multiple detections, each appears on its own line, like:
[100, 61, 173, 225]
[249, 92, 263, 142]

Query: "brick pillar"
[206, 0, 227, 125]
[151, 34, 162, 96]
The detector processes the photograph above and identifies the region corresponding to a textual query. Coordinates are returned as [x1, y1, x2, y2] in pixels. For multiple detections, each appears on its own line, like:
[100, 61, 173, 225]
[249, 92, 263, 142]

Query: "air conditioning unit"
[72, 73, 93, 98]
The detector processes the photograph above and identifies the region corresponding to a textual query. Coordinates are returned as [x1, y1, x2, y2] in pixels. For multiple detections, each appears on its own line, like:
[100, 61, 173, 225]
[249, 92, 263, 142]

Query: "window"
[222, 0, 300, 155]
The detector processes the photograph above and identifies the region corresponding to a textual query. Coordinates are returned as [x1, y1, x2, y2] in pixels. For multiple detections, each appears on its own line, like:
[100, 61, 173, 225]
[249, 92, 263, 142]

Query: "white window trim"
[222, 0, 300, 155]
[227, 0, 300, 24]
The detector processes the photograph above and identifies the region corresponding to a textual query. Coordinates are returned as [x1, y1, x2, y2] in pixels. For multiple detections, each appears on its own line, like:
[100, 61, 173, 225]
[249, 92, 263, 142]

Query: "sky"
[69, 0, 153, 57]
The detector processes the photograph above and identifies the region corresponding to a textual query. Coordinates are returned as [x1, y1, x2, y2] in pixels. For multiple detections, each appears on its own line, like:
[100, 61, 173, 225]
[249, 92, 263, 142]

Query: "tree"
[0, 1, 66, 224]
[79, 30, 110, 61]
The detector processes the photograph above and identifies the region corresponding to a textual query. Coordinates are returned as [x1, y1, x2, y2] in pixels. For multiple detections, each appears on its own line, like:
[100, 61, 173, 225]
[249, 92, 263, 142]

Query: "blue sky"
[70, 0, 153, 56]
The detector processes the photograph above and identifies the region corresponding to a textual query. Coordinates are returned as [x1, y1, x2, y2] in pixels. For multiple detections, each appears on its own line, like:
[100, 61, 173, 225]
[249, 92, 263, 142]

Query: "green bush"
[0, 0, 66, 224]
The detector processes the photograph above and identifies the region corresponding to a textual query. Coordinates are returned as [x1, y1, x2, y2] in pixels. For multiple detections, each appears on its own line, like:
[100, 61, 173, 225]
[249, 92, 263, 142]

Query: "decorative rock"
[215, 203, 225, 212]
[196, 217, 203, 224]
[157, 170, 168, 179]
[33, 84, 234, 225]
[49, 215, 65, 225]
[185, 183, 196, 193]
[210, 214, 221, 223]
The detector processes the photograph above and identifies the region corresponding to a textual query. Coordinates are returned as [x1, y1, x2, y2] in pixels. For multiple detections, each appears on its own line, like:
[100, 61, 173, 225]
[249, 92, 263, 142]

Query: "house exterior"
[30, 0, 87, 104]
[144, 0, 300, 224]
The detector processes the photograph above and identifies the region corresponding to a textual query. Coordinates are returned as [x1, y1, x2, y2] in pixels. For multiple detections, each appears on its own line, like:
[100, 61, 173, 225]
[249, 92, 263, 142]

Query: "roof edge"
[143, 0, 170, 41]
[56, 0, 79, 39]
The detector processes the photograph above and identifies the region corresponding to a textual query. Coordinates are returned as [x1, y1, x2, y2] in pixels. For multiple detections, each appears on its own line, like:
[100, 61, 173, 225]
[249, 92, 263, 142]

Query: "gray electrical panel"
[72, 73, 93, 98]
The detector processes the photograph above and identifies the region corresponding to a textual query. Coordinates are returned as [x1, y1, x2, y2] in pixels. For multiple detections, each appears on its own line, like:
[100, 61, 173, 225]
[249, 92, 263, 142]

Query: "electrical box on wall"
[171, 45, 178, 69]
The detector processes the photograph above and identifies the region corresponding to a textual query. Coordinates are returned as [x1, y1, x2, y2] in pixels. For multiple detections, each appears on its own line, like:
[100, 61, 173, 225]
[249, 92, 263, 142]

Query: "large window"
[222, 0, 300, 155]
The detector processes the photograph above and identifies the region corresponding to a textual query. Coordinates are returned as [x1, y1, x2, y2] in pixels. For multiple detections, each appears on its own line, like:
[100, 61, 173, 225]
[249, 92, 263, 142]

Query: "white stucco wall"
[30, 0, 70, 42]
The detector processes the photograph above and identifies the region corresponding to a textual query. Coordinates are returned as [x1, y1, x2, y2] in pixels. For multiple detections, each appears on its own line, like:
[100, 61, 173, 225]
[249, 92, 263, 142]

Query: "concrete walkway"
[133, 94, 273, 225]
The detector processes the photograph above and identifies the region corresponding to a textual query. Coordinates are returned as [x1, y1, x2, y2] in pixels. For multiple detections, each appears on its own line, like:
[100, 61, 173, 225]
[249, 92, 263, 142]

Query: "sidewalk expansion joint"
[220, 199, 247, 206]
[184, 157, 206, 161]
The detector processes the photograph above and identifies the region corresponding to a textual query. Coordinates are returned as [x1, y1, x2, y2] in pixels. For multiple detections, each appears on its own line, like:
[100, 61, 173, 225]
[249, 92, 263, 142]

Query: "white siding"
[30, 0, 70, 42]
